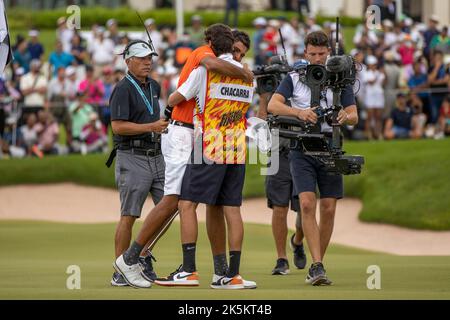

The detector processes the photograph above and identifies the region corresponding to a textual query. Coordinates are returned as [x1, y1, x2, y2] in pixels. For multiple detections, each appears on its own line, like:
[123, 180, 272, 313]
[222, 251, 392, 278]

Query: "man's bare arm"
[338, 105, 358, 126]
[168, 91, 187, 108]
[111, 120, 168, 135]
[201, 56, 253, 83]
[268, 93, 318, 123]
[257, 92, 271, 120]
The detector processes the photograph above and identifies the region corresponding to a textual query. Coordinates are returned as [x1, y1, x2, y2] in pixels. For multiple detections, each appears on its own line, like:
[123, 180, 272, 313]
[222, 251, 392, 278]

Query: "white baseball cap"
[350, 48, 360, 57]
[28, 29, 39, 37]
[383, 19, 394, 28]
[96, 26, 106, 34]
[366, 55, 378, 65]
[253, 17, 267, 26]
[404, 17, 413, 27]
[15, 67, 25, 76]
[106, 18, 117, 28]
[30, 59, 42, 68]
[268, 19, 280, 28]
[125, 41, 158, 59]
[89, 113, 99, 121]
[144, 18, 155, 27]
[430, 15, 440, 23]
[65, 66, 76, 77]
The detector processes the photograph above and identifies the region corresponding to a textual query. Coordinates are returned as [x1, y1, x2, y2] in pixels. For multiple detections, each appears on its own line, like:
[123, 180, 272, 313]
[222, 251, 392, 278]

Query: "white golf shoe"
[113, 255, 151, 288]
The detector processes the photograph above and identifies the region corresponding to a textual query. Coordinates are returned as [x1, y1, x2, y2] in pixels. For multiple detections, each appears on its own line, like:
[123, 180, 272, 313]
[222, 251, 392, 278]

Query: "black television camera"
[267, 114, 364, 175]
[267, 17, 364, 176]
[253, 54, 292, 94]
[253, 29, 293, 95]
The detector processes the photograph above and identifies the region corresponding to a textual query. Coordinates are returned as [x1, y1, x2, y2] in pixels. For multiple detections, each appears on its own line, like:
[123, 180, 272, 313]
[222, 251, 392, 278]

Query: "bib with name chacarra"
[200, 71, 254, 164]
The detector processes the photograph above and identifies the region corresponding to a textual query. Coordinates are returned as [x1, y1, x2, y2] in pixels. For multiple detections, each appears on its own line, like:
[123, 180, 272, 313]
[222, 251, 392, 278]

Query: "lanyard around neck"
[126, 74, 154, 115]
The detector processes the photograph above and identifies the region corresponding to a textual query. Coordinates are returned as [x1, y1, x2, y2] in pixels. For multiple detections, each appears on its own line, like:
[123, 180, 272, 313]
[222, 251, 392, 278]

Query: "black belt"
[105, 139, 161, 168]
[170, 119, 194, 129]
[120, 139, 160, 150]
[127, 148, 162, 157]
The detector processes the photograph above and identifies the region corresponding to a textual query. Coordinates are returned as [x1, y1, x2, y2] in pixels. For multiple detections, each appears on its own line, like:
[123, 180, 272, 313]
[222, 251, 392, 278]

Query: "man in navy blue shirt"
[27, 30, 44, 60]
[423, 15, 440, 61]
[268, 31, 358, 286]
[408, 61, 430, 123]
[384, 92, 424, 139]
[428, 50, 449, 124]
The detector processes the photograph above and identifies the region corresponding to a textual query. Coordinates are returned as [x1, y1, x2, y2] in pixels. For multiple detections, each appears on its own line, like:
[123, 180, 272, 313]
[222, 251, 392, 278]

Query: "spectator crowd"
[1, 2, 449, 159]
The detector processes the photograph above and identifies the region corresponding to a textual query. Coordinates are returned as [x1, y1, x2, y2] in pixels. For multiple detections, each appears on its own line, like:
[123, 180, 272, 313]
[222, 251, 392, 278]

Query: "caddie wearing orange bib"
[201, 71, 251, 165]
[154, 28, 255, 289]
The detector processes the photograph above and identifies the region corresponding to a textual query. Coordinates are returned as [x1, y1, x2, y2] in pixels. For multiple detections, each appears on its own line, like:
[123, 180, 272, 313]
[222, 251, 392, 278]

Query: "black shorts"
[289, 150, 343, 199]
[180, 162, 245, 206]
[265, 151, 300, 212]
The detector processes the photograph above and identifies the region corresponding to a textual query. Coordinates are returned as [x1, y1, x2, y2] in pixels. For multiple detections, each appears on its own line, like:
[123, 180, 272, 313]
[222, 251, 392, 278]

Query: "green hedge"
[7, 7, 363, 30]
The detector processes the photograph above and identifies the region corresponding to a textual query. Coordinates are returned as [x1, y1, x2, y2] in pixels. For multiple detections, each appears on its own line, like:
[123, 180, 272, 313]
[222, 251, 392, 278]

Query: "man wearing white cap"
[56, 16, 74, 53]
[187, 15, 205, 48]
[113, 24, 254, 289]
[64, 66, 78, 108]
[253, 17, 267, 66]
[363, 55, 385, 139]
[142, 18, 162, 57]
[27, 29, 44, 60]
[106, 18, 120, 46]
[108, 40, 169, 287]
[20, 59, 48, 121]
[424, 15, 440, 60]
[90, 27, 115, 78]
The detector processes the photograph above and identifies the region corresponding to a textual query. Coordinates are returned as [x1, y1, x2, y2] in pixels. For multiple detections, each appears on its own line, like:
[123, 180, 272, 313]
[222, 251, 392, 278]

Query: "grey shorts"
[114, 149, 165, 217]
[265, 151, 300, 212]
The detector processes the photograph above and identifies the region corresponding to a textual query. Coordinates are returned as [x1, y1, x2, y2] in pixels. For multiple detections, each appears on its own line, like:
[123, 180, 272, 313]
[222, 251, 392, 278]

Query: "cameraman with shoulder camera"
[268, 31, 358, 286]
[258, 69, 308, 276]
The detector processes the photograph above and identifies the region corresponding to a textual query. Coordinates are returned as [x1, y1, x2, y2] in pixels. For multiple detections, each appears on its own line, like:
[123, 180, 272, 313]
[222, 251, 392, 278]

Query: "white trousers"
[161, 123, 194, 196]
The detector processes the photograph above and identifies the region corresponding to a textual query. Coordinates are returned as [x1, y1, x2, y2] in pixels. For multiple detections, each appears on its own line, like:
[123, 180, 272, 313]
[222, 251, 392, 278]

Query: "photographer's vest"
[199, 71, 253, 164]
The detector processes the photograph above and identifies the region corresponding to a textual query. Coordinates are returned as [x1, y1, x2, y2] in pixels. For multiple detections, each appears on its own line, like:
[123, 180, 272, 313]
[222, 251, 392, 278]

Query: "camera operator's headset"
[121, 40, 158, 59]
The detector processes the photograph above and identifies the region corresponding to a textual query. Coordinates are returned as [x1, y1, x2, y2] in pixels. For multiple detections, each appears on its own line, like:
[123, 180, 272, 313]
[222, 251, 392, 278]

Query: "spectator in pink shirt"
[79, 112, 108, 154]
[78, 65, 105, 107]
[33, 110, 60, 155]
[397, 34, 415, 66]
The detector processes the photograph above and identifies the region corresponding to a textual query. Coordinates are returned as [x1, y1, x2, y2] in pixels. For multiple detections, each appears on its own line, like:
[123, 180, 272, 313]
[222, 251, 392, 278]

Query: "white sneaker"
[434, 132, 445, 140]
[113, 255, 152, 288]
[154, 265, 199, 287]
[210, 274, 246, 290]
[212, 274, 256, 289]
[80, 143, 87, 155]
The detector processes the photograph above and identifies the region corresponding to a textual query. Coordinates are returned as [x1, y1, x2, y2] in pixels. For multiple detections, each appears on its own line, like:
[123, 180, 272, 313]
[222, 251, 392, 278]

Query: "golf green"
[0, 220, 449, 299]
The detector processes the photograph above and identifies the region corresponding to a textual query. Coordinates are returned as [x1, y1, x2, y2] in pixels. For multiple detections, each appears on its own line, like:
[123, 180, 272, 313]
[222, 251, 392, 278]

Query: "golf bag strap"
[105, 147, 117, 168]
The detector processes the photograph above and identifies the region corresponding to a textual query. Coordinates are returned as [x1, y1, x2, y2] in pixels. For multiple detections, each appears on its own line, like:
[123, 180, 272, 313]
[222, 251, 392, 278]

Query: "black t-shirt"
[110, 73, 161, 145]
[391, 107, 413, 130]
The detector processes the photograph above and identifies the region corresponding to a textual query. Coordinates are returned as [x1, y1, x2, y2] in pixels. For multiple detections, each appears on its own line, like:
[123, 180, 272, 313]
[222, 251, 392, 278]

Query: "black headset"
[121, 40, 158, 59]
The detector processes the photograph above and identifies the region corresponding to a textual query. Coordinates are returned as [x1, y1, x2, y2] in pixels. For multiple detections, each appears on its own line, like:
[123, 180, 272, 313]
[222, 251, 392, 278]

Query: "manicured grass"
[1, 138, 450, 230]
[249, 138, 450, 230]
[343, 139, 450, 230]
[0, 220, 449, 300]
[0, 152, 114, 189]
